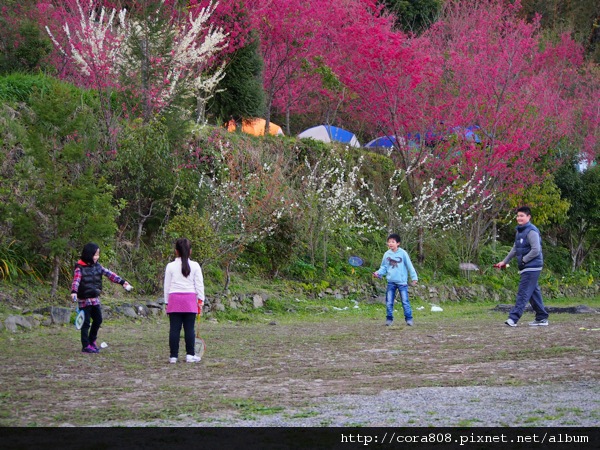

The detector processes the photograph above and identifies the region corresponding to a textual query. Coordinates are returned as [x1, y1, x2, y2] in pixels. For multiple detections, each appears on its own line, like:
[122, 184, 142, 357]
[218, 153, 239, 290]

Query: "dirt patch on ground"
[0, 307, 598, 426]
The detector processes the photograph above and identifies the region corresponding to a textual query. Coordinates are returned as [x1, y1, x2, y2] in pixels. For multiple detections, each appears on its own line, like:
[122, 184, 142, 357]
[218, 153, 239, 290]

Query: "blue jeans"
[509, 270, 548, 323]
[386, 282, 412, 322]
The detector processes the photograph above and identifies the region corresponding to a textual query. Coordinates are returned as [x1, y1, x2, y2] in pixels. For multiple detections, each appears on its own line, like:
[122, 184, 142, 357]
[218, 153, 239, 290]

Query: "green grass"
[555, 407, 584, 415]
[0, 241, 43, 282]
[522, 416, 543, 423]
[224, 399, 285, 420]
[456, 418, 484, 426]
[287, 410, 320, 419]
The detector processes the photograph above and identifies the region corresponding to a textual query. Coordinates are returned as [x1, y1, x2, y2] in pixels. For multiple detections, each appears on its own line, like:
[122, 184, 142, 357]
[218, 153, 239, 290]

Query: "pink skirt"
[166, 292, 198, 314]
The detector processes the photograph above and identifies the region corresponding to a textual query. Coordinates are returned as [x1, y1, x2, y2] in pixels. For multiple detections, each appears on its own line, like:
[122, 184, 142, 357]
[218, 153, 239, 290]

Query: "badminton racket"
[195, 302, 206, 358]
[74, 306, 85, 330]
[348, 256, 364, 267]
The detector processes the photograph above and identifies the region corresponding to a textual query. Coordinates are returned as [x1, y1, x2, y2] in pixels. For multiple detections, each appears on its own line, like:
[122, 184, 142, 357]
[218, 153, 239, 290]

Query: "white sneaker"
[505, 318, 517, 327]
[169, 357, 177, 364]
[186, 354, 201, 363]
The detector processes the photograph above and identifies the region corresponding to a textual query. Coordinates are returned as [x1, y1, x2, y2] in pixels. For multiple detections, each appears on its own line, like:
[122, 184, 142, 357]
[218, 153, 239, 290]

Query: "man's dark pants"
[508, 270, 549, 323]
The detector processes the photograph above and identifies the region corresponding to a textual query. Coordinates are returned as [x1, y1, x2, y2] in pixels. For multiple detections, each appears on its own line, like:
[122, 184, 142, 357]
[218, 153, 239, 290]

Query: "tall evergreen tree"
[208, 35, 265, 126]
[380, 0, 443, 34]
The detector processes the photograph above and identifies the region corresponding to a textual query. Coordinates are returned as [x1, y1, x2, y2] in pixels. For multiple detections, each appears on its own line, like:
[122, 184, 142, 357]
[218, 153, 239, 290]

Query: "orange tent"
[226, 118, 284, 136]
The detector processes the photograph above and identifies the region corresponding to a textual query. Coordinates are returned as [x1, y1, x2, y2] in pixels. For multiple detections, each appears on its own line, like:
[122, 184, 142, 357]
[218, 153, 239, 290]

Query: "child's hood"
[386, 248, 404, 256]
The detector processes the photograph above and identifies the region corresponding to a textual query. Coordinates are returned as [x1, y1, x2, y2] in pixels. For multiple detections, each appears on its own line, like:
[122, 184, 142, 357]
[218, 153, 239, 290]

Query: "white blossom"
[46, 0, 228, 114]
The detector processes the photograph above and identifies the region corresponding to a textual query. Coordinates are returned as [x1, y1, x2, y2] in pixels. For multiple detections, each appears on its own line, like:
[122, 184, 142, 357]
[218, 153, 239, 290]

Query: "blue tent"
[407, 129, 445, 147]
[298, 125, 361, 147]
[450, 125, 482, 143]
[365, 135, 400, 148]
[405, 125, 481, 147]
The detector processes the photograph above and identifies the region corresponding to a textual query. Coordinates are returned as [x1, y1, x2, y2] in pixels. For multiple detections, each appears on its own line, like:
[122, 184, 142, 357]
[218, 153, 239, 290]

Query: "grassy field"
[0, 295, 598, 426]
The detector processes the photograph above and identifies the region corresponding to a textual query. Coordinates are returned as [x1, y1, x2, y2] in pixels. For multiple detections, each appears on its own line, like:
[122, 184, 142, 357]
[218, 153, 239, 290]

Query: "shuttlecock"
[430, 305, 443, 312]
[100, 342, 108, 348]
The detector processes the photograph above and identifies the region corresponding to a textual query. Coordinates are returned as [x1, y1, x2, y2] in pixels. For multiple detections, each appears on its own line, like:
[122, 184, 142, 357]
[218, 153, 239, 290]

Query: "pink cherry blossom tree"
[242, 0, 393, 134]
[572, 63, 600, 168]
[242, 0, 320, 134]
[421, 0, 584, 258]
[339, 0, 586, 261]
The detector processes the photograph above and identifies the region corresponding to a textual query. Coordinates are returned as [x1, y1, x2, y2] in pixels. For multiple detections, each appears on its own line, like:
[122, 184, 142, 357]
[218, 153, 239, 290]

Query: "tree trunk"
[135, 217, 146, 250]
[223, 261, 231, 293]
[322, 230, 328, 275]
[307, 215, 316, 266]
[285, 104, 291, 136]
[141, 38, 151, 122]
[417, 226, 425, 264]
[50, 255, 60, 297]
[135, 202, 154, 250]
[196, 95, 206, 124]
[265, 92, 274, 135]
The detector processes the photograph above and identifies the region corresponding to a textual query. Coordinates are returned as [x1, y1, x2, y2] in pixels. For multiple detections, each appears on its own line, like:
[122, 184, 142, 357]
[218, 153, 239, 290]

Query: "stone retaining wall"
[1, 282, 598, 332]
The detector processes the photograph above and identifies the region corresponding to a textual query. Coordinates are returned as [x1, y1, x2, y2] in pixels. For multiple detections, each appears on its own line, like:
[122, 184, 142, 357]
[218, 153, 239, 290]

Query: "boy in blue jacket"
[373, 234, 418, 326]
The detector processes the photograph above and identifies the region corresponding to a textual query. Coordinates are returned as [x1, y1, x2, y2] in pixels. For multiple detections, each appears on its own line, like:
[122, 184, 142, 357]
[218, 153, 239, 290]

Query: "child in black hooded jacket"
[71, 243, 133, 353]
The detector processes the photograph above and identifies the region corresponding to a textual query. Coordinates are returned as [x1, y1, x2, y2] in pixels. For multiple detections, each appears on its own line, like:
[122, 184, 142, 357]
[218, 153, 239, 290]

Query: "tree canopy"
[0, 0, 599, 292]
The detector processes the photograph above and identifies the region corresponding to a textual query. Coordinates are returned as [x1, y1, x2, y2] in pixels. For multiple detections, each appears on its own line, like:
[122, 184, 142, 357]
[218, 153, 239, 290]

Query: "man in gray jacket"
[495, 206, 549, 327]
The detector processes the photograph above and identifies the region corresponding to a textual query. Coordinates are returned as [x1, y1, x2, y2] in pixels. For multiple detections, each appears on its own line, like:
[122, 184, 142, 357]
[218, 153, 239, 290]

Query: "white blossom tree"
[378, 163, 495, 263]
[200, 139, 295, 290]
[299, 149, 382, 268]
[45, 0, 228, 124]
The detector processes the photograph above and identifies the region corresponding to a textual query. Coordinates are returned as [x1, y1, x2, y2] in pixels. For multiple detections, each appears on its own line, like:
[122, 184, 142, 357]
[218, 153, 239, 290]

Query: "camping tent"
[406, 130, 444, 147]
[449, 125, 481, 143]
[297, 125, 360, 147]
[227, 118, 284, 136]
[364, 135, 406, 148]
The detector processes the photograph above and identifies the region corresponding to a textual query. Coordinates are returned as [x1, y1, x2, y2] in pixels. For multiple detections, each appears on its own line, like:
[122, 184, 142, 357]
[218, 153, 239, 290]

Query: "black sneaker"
[528, 319, 549, 326]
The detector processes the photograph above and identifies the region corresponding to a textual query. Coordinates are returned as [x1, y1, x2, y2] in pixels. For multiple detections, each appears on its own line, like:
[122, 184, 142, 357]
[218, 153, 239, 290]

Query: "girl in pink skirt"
[164, 238, 205, 363]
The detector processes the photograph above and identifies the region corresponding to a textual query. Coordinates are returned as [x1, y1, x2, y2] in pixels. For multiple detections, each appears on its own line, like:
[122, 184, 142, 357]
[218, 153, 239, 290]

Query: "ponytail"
[175, 238, 191, 277]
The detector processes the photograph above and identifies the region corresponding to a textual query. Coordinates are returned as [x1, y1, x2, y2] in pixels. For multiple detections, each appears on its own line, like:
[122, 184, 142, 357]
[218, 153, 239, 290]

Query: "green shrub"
[544, 244, 571, 276]
[261, 214, 297, 276]
[115, 243, 163, 295]
[0, 20, 52, 75]
[284, 259, 318, 281]
[0, 73, 97, 106]
[479, 243, 514, 268]
[164, 208, 218, 266]
[0, 240, 42, 281]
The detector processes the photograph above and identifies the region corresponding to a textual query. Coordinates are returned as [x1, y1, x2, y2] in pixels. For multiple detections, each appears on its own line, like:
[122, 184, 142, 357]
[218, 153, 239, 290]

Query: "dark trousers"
[169, 313, 196, 358]
[81, 305, 103, 349]
[509, 270, 549, 323]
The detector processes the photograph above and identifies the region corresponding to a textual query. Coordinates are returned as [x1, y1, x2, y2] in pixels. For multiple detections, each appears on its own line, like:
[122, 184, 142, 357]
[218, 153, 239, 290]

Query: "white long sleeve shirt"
[164, 258, 205, 303]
